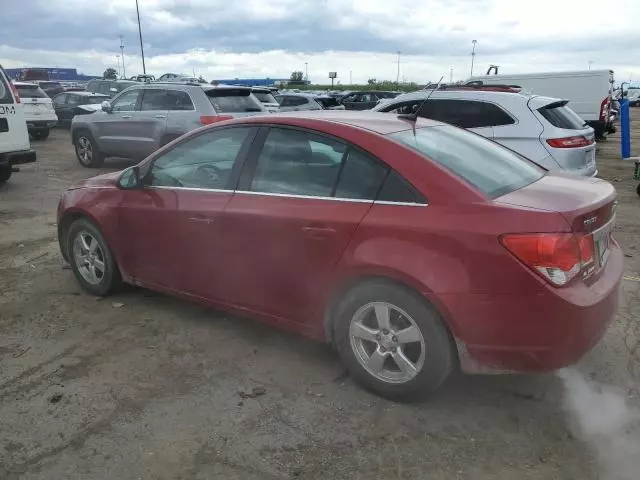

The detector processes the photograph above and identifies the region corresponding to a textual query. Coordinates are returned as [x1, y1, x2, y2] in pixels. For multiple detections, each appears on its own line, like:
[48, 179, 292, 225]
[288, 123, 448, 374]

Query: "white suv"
[0, 66, 36, 185]
[373, 88, 597, 176]
[13, 82, 58, 140]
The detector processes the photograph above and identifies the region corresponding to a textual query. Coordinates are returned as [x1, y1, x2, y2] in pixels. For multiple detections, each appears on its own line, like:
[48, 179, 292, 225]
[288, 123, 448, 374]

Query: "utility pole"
[449, 66, 454, 83]
[136, 0, 146, 74]
[305, 62, 308, 83]
[396, 50, 401, 84]
[588, 60, 593, 70]
[470, 39, 478, 77]
[349, 70, 352, 85]
[115, 55, 121, 77]
[119, 35, 126, 78]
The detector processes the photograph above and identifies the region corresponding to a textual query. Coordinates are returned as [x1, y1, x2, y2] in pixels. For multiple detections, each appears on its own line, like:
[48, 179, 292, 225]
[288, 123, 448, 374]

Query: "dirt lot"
[1, 118, 639, 480]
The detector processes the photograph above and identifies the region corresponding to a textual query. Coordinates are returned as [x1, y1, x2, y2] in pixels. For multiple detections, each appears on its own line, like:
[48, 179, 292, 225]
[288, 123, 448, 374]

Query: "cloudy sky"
[1, 0, 639, 84]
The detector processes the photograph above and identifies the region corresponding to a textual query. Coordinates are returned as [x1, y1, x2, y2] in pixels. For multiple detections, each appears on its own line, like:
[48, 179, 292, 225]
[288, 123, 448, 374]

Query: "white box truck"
[467, 70, 614, 139]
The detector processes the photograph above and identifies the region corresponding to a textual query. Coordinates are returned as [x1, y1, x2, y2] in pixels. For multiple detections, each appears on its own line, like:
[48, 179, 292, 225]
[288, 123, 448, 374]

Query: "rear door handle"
[188, 216, 215, 225]
[121, 115, 132, 119]
[155, 114, 167, 118]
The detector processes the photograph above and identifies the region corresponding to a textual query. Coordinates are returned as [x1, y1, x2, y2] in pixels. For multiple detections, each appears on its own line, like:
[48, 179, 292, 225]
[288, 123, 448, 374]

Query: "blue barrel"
[620, 96, 631, 159]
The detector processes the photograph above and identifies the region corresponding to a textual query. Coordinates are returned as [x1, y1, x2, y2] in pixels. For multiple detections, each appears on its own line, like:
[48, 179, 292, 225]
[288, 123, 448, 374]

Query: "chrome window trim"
[147, 186, 428, 206]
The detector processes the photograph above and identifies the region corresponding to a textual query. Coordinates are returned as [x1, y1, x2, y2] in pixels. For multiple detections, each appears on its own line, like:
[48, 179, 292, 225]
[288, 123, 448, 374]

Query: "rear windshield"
[206, 89, 264, 113]
[16, 84, 47, 98]
[538, 102, 586, 130]
[38, 82, 61, 89]
[316, 97, 341, 108]
[253, 91, 277, 104]
[390, 125, 544, 198]
[0, 67, 12, 104]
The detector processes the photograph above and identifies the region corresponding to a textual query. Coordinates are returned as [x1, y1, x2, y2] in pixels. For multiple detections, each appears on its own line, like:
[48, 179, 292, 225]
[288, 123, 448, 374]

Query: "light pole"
[305, 62, 308, 83]
[449, 66, 454, 83]
[119, 35, 126, 78]
[470, 40, 478, 77]
[396, 50, 401, 84]
[136, 0, 147, 74]
[589, 60, 593, 70]
[349, 70, 352, 85]
[115, 55, 121, 77]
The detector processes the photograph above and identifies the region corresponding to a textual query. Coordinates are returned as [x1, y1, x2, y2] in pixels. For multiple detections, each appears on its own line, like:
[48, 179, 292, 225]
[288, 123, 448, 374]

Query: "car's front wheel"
[74, 132, 104, 168]
[333, 280, 456, 401]
[67, 218, 121, 296]
[0, 165, 11, 185]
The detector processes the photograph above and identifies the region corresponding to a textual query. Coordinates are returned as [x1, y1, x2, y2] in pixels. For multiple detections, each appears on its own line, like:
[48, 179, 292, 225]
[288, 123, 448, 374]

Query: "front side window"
[390, 125, 543, 198]
[52, 94, 68, 106]
[140, 89, 169, 111]
[249, 128, 346, 197]
[111, 90, 140, 112]
[253, 91, 277, 104]
[149, 127, 253, 189]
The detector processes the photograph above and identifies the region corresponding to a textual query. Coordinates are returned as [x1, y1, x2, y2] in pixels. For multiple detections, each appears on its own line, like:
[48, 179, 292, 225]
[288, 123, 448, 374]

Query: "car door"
[213, 127, 388, 324]
[52, 93, 70, 124]
[341, 93, 359, 110]
[92, 88, 142, 157]
[118, 126, 258, 295]
[419, 99, 495, 139]
[134, 88, 170, 158]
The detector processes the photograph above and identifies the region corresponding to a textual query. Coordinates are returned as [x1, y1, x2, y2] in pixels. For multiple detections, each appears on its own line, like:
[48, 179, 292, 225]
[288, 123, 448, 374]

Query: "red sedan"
[57, 111, 623, 400]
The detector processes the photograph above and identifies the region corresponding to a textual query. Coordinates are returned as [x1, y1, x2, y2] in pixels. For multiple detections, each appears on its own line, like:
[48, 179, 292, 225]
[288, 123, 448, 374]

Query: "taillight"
[501, 233, 595, 286]
[599, 97, 610, 121]
[10, 83, 20, 103]
[546, 136, 593, 148]
[200, 115, 233, 125]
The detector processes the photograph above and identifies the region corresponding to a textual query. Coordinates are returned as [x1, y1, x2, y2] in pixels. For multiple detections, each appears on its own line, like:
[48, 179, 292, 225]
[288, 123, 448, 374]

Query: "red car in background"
[57, 111, 623, 400]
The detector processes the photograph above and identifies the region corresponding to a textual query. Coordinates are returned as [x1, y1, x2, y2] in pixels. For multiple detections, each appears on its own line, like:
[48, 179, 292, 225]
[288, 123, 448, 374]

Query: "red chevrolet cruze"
[57, 111, 622, 399]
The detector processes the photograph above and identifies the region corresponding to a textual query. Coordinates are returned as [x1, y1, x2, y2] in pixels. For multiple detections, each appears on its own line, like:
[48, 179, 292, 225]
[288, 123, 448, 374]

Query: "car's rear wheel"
[333, 280, 455, 401]
[0, 166, 11, 185]
[31, 129, 50, 141]
[636, 182, 640, 198]
[67, 218, 120, 296]
[74, 132, 104, 168]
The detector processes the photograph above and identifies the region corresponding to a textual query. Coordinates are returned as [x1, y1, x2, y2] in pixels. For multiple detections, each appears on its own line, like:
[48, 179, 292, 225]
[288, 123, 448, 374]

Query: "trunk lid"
[495, 173, 616, 232]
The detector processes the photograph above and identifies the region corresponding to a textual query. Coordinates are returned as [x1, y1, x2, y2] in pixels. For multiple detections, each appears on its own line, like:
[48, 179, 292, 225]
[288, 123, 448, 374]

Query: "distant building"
[211, 78, 288, 87]
[4, 67, 100, 81]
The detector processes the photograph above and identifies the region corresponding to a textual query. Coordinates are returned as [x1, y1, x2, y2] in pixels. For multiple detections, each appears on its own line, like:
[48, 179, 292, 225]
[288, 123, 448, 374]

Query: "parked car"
[52, 91, 110, 127]
[157, 73, 198, 83]
[341, 91, 398, 110]
[275, 93, 323, 112]
[315, 95, 346, 110]
[468, 70, 614, 140]
[373, 89, 597, 176]
[36, 80, 65, 98]
[71, 83, 268, 167]
[251, 87, 280, 113]
[13, 82, 58, 140]
[86, 79, 138, 98]
[57, 110, 622, 400]
[0, 65, 36, 185]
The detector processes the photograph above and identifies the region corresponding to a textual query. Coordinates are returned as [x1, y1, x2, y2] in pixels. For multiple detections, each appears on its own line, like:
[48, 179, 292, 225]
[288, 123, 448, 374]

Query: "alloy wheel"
[349, 302, 426, 384]
[72, 231, 106, 285]
[76, 136, 93, 165]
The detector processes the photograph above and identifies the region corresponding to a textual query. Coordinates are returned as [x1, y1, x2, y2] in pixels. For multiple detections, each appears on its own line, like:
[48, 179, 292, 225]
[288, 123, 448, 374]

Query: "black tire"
[333, 280, 455, 401]
[66, 218, 121, 296]
[31, 129, 50, 140]
[74, 131, 104, 168]
[636, 183, 640, 198]
[0, 166, 11, 185]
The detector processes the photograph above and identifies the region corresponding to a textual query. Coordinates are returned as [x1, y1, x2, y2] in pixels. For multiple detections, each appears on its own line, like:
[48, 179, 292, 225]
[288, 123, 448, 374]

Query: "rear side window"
[16, 85, 47, 98]
[377, 171, 427, 204]
[334, 149, 388, 200]
[390, 125, 543, 198]
[288, 97, 308, 107]
[316, 97, 341, 108]
[0, 67, 13, 104]
[421, 99, 515, 128]
[538, 102, 585, 129]
[206, 89, 263, 113]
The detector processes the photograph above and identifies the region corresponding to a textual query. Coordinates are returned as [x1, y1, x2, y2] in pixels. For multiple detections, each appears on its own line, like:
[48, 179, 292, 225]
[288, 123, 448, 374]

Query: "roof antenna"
[398, 75, 444, 123]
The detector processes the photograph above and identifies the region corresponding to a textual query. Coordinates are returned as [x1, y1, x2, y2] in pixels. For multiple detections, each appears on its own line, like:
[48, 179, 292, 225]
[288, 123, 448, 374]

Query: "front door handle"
[121, 115, 132, 119]
[155, 114, 167, 119]
[302, 225, 336, 239]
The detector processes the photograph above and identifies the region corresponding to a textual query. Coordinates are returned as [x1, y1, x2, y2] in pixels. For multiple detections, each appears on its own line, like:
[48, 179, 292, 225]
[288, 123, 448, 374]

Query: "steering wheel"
[195, 164, 223, 186]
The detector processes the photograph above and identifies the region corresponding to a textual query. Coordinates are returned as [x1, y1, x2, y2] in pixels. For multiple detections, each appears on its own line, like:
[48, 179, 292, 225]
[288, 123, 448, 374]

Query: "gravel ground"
[1, 119, 639, 480]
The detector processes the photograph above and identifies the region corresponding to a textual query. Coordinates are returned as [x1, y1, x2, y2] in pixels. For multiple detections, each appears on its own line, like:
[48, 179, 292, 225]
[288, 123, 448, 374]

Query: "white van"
[467, 70, 614, 139]
[0, 65, 36, 185]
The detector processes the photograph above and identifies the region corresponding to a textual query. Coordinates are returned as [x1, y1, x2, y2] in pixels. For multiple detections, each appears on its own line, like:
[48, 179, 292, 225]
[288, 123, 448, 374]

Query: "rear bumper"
[0, 149, 37, 167]
[26, 120, 57, 130]
[440, 243, 623, 373]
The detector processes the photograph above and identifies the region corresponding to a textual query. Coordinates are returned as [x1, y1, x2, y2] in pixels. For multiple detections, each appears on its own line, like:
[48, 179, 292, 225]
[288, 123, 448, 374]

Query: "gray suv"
[71, 83, 267, 167]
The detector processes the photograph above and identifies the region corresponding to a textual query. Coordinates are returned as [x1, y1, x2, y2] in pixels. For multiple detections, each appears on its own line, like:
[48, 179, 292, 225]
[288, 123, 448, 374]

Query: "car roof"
[68, 91, 109, 97]
[13, 81, 41, 87]
[387, 89, 531, 104]
[232, 110, 441, 134]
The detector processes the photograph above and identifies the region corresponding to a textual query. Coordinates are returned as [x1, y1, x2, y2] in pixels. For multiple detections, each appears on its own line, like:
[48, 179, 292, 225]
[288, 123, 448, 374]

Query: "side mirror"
[101, 101, 112, 113]
[117, 165, 142, 189]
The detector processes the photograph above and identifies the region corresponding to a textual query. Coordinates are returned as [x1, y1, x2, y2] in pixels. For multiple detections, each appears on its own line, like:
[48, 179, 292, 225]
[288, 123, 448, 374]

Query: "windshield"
[253, 91, 277, 104]
[206, 89, 264, 113]
[316, 97, 341, 108]
[16, 85, 47, 98]
[390, 125, 544, 198]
